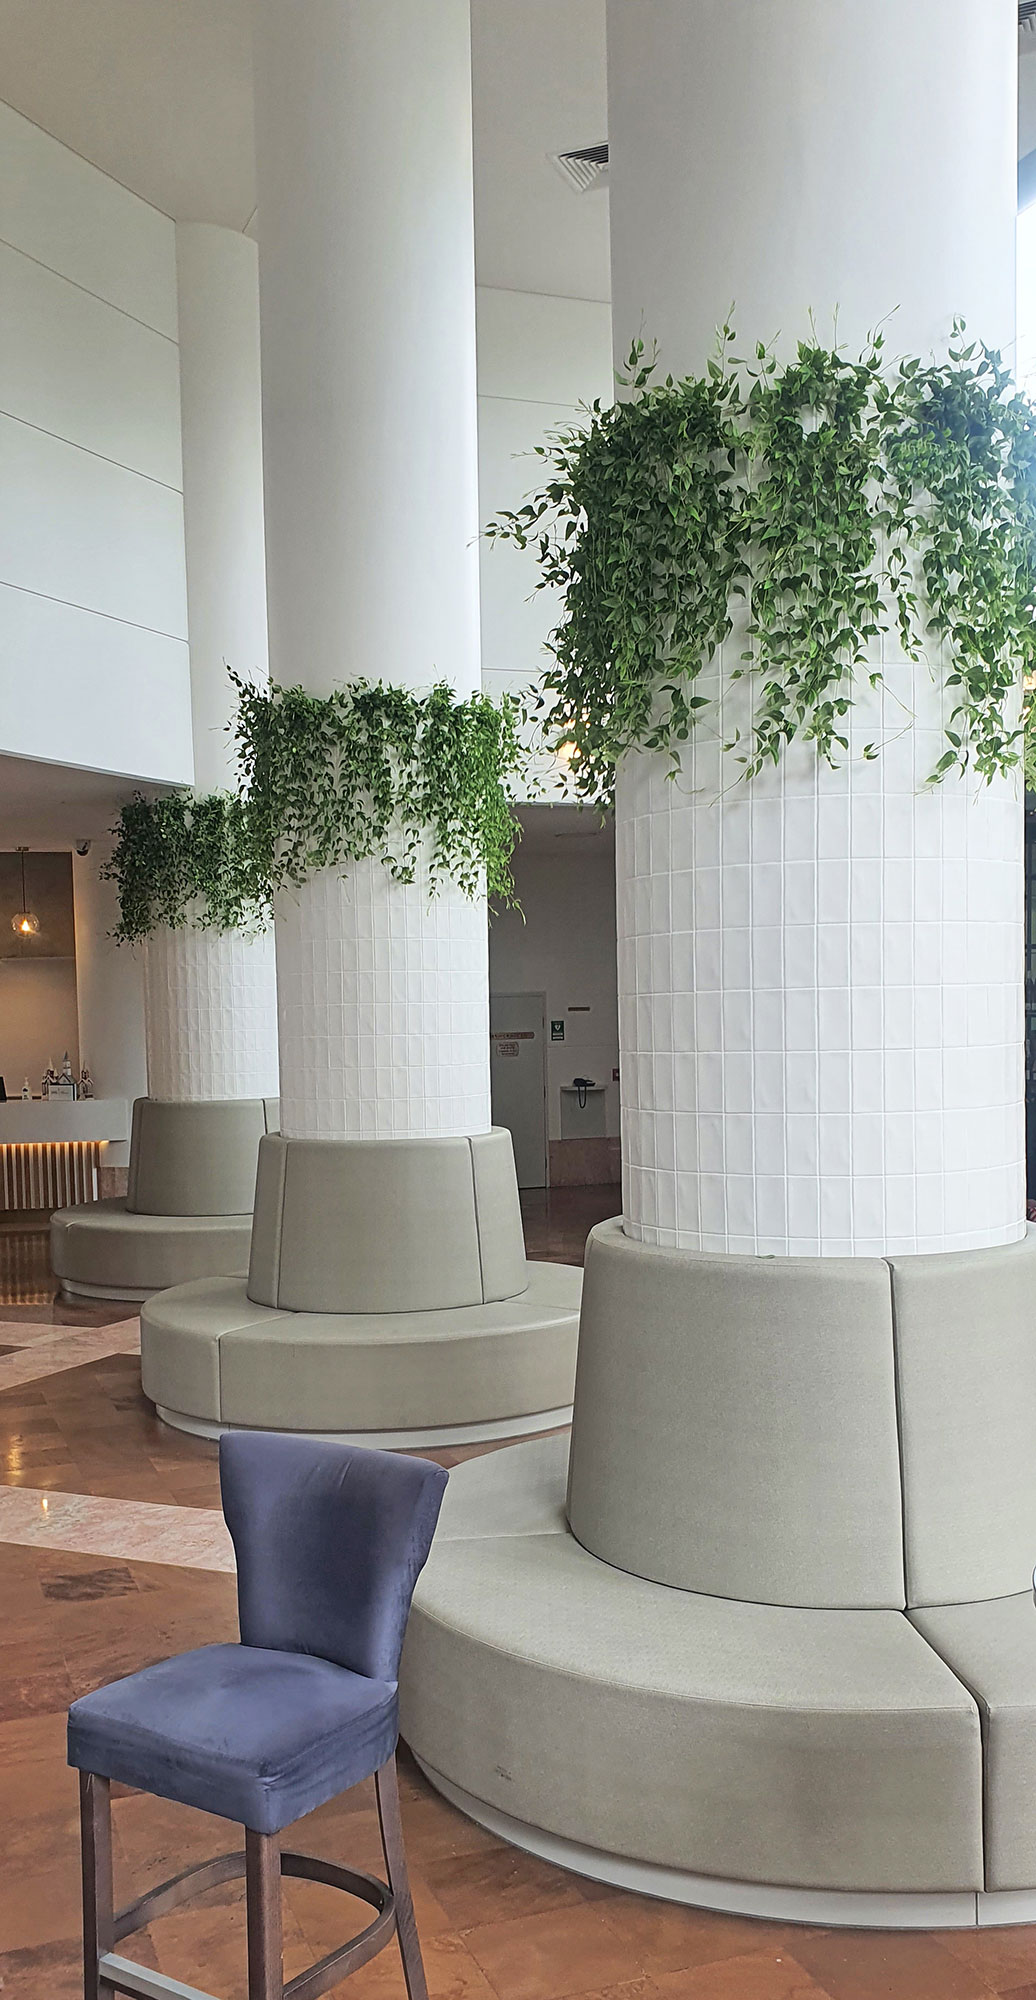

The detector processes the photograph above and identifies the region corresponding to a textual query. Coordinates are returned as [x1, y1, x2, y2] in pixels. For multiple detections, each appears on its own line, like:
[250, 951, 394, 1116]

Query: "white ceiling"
[0, 0, 610, 300]
[0, 0, 258, 228]
[0, 754, 156, 849]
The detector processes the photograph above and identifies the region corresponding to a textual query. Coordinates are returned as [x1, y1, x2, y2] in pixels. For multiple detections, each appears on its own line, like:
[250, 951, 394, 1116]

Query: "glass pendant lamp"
[11, 847, 40, 937]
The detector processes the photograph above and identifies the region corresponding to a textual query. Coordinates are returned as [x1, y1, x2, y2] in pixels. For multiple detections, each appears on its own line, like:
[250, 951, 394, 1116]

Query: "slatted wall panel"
[0, 1142, 101, 1211]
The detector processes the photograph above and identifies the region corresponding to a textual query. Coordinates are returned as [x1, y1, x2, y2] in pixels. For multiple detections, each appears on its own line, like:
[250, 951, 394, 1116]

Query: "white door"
[489, 991, 548, 1189]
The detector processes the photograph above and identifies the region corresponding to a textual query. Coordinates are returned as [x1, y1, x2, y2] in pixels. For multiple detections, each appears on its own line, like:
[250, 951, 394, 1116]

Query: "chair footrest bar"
[99, 1953, 219, 2000]
[115, 1852, 244, 1941]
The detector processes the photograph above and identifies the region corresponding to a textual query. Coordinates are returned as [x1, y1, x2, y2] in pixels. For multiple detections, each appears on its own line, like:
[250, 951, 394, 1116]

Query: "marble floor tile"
[0, 1484, 234, 1571]
[0, 1318, 138, 1350]
[0, 1323, 140, 1393]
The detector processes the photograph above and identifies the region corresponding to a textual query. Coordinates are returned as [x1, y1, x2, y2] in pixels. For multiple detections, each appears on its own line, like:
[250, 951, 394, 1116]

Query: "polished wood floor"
[2, 1194, 1036, 1999]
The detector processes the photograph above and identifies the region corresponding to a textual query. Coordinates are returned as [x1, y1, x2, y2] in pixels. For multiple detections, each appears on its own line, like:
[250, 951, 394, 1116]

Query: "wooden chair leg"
[375, 1758, 429, 2000]
[80, 1771, 115, 2000]
[245, 1829, 283, 2000]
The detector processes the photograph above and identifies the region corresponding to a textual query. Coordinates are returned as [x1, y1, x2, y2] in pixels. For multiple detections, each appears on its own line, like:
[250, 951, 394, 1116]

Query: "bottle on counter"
[20, 1078, 30, 1101]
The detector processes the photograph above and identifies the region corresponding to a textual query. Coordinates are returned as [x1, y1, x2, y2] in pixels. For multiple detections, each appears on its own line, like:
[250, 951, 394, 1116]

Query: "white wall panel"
[0, 101, 178, 337]
[0, 585, 192, 784]
[0, 417, 188, 639]
[477, 394, 577, 692]
[0, 242, 182, 488]
[475, 289, 611, 803]
[476, 287, 611, 407]
[490, 837, 618, 1139]
[0, 105, 190, 783]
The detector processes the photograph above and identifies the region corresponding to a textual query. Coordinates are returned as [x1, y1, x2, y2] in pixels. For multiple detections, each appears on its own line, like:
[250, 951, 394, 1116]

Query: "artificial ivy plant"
[104, 790, 268, 945]
[232, 673, 524, 907]
[488, 323, 1036, 805]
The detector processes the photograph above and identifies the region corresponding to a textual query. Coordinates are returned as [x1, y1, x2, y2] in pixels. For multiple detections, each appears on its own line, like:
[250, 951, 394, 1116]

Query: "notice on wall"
[550, 1020, 565, 1042]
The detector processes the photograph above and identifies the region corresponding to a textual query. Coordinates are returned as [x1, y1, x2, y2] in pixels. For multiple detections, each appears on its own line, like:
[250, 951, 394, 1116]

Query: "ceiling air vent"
[551, 141, 609, 194]
[1022, 0, 1036, 37]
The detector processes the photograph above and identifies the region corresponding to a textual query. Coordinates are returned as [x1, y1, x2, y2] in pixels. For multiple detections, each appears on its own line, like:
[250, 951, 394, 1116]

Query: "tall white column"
[608, 0, 1022, 1256]
[253, 0, 489, 1142]
[73, 845, 148, 1167]
[145, 223, 278, 1106]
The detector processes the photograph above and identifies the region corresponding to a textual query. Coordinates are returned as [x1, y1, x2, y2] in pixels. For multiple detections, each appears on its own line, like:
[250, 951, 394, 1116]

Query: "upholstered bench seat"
[52, 1097, 278, 1301]
[400, 1434, 985, 1901]
[51, 1199, 252, 1301]
[140, 1262, 582, 1443]
[911, 1595, 1036, 1894]
[399, 1226, 1036, 1925]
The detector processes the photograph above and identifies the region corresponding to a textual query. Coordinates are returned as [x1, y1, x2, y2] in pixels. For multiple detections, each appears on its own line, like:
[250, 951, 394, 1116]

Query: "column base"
[411, 1759, 1018, 1933]
[154, 1401, 575, 1451]
[139, 1129, 584, 1437]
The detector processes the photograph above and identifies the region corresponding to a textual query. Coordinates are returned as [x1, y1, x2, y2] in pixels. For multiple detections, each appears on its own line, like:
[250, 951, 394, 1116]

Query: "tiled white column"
[275, 864, 489, 1140]
[144, 926, 278, 1103]
[142, 226, 277, 1106]
[608, 0, 1021, 1256]
[253, 0, 487, 1142]
[618, 658, 1023, 1257]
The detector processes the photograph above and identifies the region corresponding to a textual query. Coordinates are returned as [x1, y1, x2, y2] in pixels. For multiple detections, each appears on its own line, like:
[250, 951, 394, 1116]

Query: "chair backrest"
[220, 1432, 448, 1683]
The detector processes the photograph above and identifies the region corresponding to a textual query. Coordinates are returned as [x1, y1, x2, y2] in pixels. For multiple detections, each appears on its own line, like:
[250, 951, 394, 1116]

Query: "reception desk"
[0, 1098, 129, 1210]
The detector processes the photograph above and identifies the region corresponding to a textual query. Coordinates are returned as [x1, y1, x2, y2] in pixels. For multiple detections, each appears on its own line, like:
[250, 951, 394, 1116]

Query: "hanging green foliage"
[489, 322, 1036, 804]
[104, 790, 269, 945]
[232, 674, 524, 906]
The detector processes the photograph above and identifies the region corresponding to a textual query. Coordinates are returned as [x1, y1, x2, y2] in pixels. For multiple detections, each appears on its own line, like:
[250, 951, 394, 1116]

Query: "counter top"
[0, 1097, 129, 1144]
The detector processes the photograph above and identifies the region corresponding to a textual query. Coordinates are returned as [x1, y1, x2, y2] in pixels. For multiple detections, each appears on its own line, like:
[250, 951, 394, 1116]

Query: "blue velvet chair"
[68, 1432, 448, 2000]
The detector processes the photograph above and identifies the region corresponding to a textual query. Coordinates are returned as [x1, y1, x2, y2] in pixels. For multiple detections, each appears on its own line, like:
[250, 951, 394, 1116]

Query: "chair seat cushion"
[68, 1643, 398, 1833]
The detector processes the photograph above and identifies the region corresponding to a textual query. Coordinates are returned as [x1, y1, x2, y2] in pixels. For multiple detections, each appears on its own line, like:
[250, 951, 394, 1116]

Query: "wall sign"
[550, 1019, 565, 1042]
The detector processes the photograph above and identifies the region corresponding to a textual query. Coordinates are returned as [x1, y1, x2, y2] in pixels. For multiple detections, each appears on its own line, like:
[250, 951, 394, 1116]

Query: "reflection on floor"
[1, 1189, 1034, 1999]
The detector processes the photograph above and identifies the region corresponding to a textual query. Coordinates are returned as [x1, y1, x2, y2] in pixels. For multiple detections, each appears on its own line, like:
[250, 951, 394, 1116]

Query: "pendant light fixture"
[11, 847, 40, 937]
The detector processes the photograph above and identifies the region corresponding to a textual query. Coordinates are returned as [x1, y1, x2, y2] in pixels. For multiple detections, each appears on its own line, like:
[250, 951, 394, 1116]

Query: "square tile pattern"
[275, 858, 492, 1139]
[617, 655, 1025, 1255]
[144, 922, 279, 1102]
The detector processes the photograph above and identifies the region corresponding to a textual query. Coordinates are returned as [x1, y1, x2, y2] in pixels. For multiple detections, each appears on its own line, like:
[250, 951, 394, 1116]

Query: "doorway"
[489, 991, 548, 1188]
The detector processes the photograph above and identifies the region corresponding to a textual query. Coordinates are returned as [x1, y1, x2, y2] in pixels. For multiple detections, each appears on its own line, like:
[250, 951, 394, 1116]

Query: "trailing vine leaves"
[104, 790, 269, 945]
[489, 325, 1036, 804]
[105, 681, 524, 943]
[879, 329, 1036, 783]
[232, 674, 524, 907]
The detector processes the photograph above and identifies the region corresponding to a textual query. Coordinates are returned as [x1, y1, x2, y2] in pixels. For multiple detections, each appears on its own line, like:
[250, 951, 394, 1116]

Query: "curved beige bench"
[141, 1130, 583, 1446]
[142, 1263, 581, 1445]
[399, 1221, 1036, 1926]
[52, 1098, 277, 1301]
